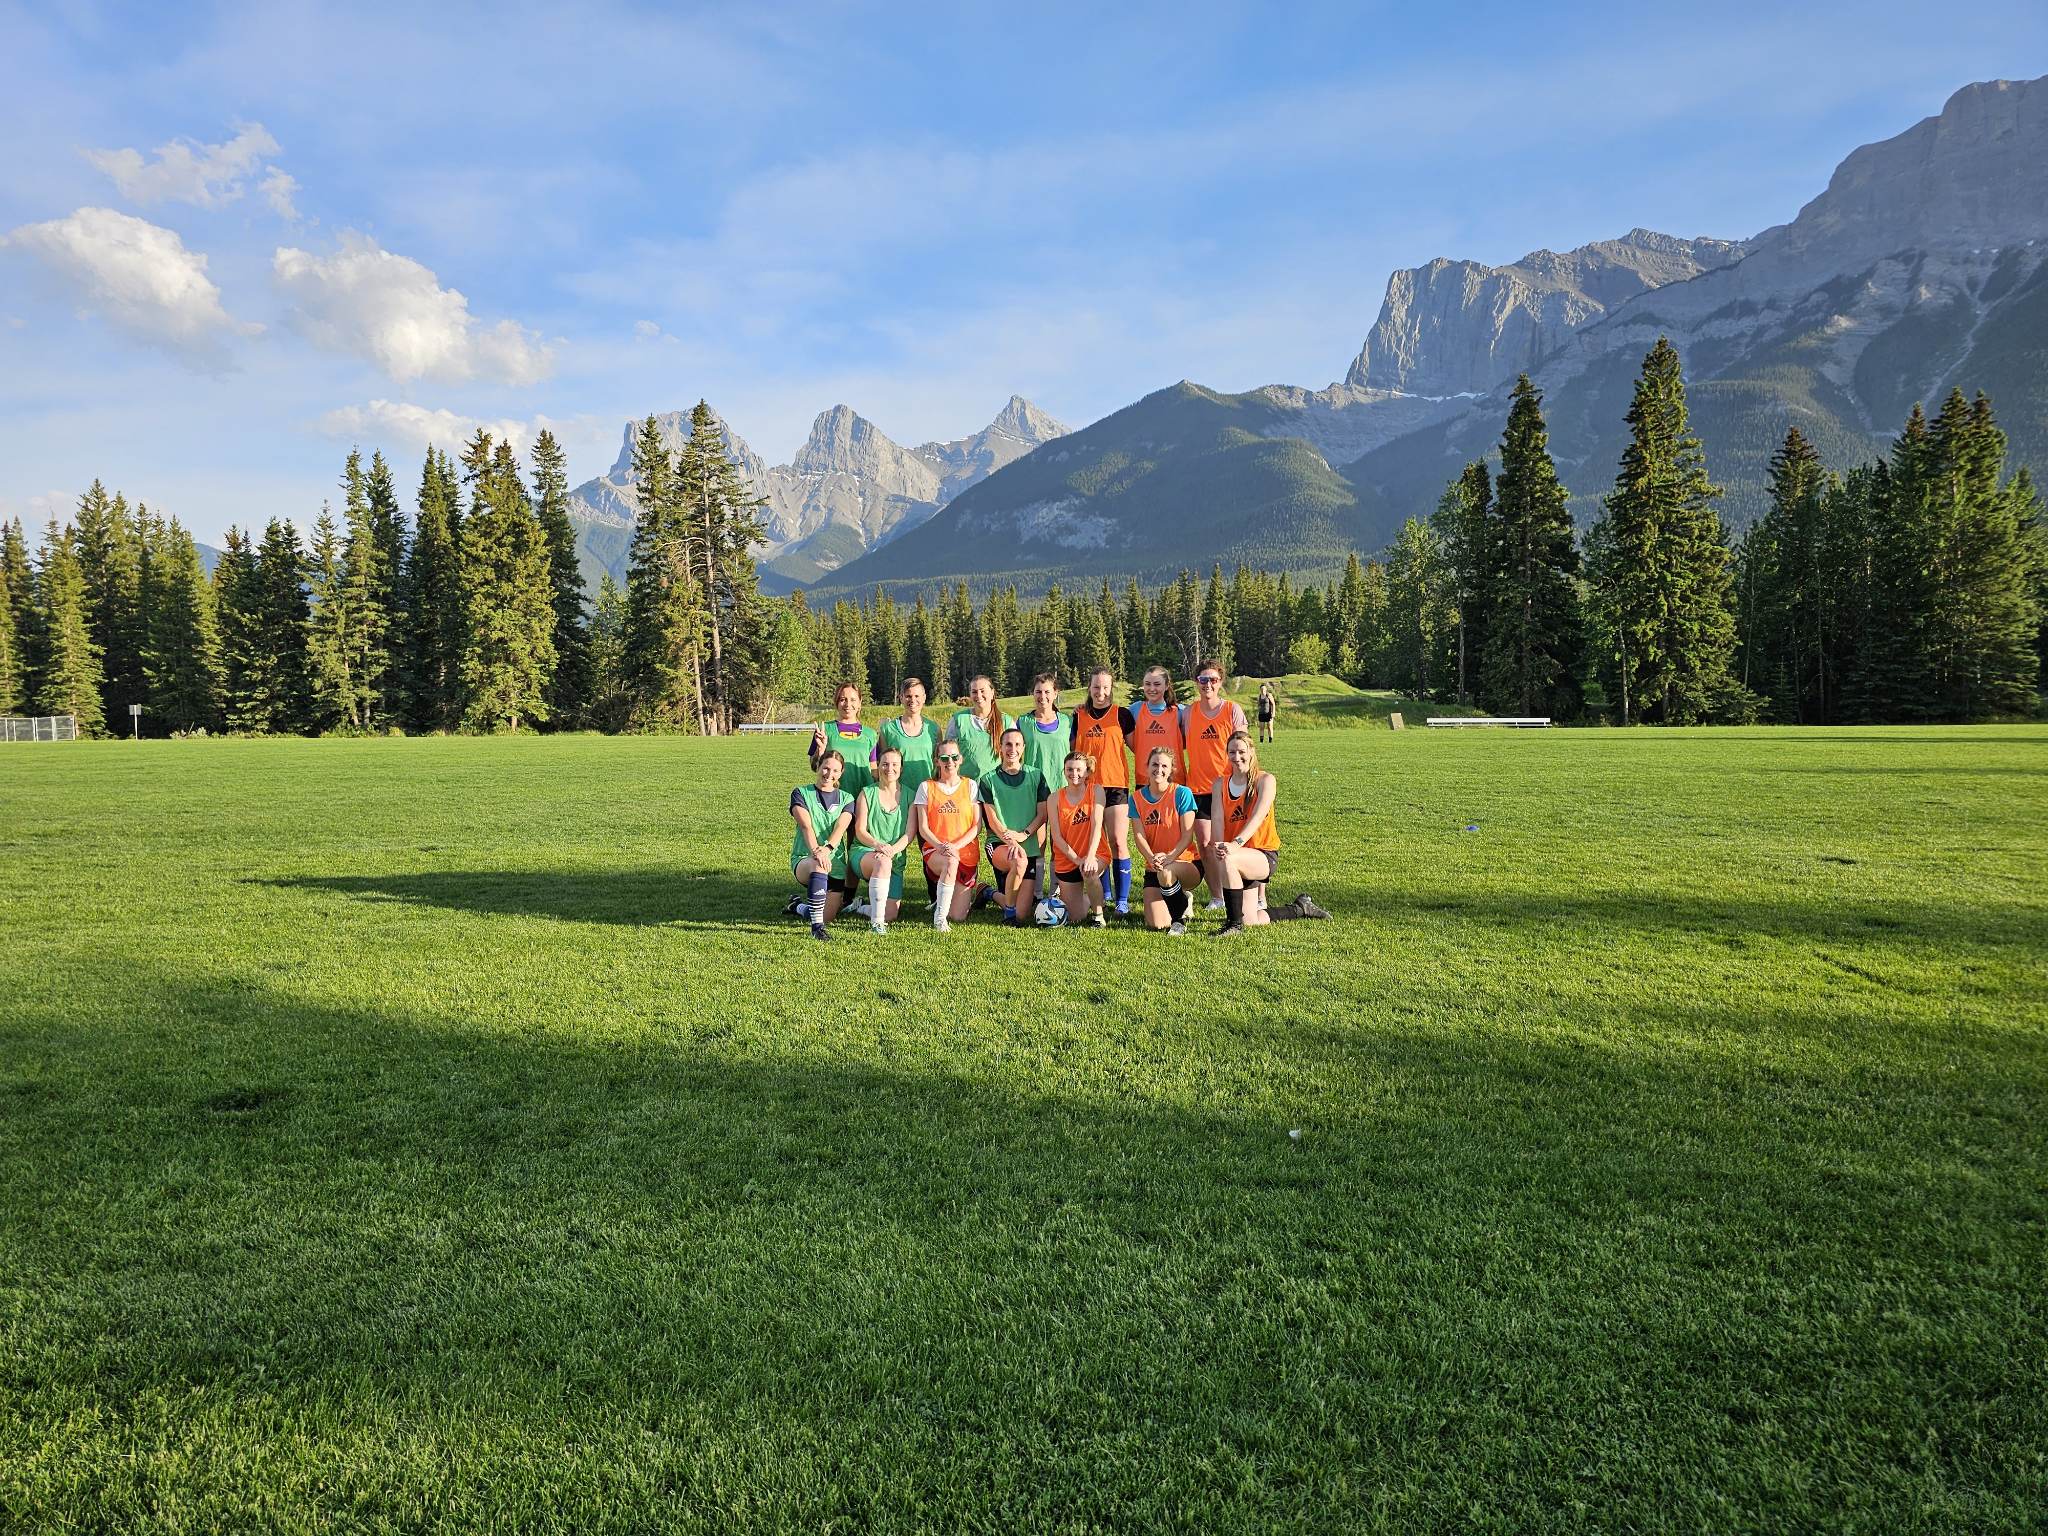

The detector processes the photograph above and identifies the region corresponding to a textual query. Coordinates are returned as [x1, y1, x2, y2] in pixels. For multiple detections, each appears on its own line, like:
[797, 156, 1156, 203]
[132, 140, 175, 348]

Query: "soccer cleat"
[1168, 920, 1187, 936]
[1206, 897, 1227, 912]
[1290, 893, 1331, 920]
[970, 883, 995, 912]
[871, 920, 888, 936]
[1090, 907, 1107, 928]
[934, 916, 951, 934]
[810, 923, 830, 941]
[1214, 922, 1246, 938]
[783, 892, 809, 918]
[1114, 899, 1130, 916]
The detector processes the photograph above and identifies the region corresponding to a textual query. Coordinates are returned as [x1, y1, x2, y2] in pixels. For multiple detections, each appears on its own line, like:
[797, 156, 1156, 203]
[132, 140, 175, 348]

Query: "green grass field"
[3, 722, 2045, 1532]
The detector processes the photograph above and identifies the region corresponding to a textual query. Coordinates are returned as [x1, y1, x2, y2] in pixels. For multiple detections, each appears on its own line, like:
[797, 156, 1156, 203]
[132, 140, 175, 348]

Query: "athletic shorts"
[1141, 867, 1189, 890]
[1053, 864, 1087, 886]
[793, 853, 846, 882]
[1101, 786, 1130, 808]
[989, 847, 1039, 884]
[922, 843, 980, 878]
[1248, 849, 1278, 882]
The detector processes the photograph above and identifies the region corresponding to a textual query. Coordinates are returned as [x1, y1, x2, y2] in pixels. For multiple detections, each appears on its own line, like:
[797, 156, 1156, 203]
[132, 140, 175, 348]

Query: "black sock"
[1224, 887, 1245, 925]
[1165, 889, 1189, 922]
[808, 870, 829, 925]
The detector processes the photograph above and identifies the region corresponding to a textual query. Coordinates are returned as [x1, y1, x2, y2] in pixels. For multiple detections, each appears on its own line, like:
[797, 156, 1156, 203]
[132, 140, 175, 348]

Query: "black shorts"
[1141, 868, 1187, 890]
[992, 849, 1039, 883]
[1248, 850, 1278, 882]
[1053, 865, 1083, 886]
[1101, 786, 1130, 808]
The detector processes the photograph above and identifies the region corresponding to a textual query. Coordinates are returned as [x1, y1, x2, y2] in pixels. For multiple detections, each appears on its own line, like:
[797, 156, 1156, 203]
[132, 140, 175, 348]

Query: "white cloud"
[85, 123, 282, 209]
[632, 318, 663, 340]
[260, 167, 302, 221]
[2, 207, 258, 368]
[274, 233, 553, 386]
[316, 399, 542, 456]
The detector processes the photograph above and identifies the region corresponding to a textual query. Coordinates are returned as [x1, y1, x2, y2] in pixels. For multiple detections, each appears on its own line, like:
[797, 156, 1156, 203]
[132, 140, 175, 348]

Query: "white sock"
[934, 876, 954, 927]
[869, 871, 889, 927]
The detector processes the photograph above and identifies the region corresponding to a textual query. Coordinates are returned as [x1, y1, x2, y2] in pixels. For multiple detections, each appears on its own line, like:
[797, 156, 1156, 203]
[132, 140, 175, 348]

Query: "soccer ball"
[1033, 896, 1068, 927]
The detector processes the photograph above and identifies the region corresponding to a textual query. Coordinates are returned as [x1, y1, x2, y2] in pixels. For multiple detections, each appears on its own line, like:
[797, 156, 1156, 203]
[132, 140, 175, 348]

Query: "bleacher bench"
[1425, 717, 1552, 728]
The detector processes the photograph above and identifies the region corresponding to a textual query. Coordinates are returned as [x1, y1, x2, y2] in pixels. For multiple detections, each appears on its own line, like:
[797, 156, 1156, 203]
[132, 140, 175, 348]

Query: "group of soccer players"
[790, 662, 1327, 939]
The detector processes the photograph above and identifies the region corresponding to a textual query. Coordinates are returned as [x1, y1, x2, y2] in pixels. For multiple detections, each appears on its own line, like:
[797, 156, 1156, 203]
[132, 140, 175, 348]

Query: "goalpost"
[0, 716, 79, 742]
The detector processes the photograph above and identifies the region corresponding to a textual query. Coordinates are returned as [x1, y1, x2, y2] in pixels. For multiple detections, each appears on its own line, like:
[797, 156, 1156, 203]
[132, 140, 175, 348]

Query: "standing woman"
[1127, 665, 1186, 784]
[790, 751, 854, 941]
[1212, 730, 1295, 936]
[855, 746, 914, 935]
[879, 676, 942, 799]
[1048, 750, 1109, 928]
[1183, 660, 1248, 910]
[810, 681, 878, 797]
[1017, 673, 1072, 799]
[1257, 682, 1277, 743]
[945, 674, 1012, 783]
[1071, 666, 1136, 914]
[914, 741, 983, 933]
[1131, 745, 1200, 934]
[981, 726, 1050, 924]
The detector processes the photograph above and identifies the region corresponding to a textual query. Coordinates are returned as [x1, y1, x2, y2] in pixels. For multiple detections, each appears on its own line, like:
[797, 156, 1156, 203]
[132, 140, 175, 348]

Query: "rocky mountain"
[1346, 229, 1748, 397]
[1344, 75, 2048, 529]
[564, 395, 1069, 594]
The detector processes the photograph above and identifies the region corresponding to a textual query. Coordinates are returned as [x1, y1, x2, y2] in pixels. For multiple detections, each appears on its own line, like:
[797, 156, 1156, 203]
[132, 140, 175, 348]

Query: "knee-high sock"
[808, 869, 830, 925]
[1100, 866, 1114, 903]
[934, 874, 955, 926]
[869, 869, 890, 924]
[1113, 858, 1132, 907]
[1165, 887, 1190, 923]
[1224, 886, 1245, 925]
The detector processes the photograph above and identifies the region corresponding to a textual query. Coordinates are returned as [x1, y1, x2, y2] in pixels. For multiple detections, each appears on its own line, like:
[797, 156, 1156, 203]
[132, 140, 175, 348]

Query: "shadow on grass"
[5, 968, 2045, 1527]
[258, 868, 821, 929]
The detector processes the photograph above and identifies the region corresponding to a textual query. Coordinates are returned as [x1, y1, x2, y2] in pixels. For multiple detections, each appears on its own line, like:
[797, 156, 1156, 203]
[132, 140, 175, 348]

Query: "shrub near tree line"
[2, 358, 2039, 736]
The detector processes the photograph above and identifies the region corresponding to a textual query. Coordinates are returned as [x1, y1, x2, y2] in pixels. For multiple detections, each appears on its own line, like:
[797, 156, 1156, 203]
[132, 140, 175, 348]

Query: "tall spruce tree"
[530, 429, 591, 728]
[336, 449, 391, 729]
[674, 403, 770, 732]
[303, 505, 354, 731]
[620, 415, 705, 729]
[2, 517, 37, 704]
[1482, 378, 1583, 717]
[1590, 339, 1742, 723]
[144, 519, 223, 732]
[402, 448, 465, 731]
[1385, 518, 1452, 697]
[2015, 466, 2047, 696]
[586, 573, 633, 732]
[460, 438, 557, 731]
[33, 521, 106, 734]
[254, 518, 314, 733]
[73, 482, 147, 727]
[1927, 391, 2039, 719]
[364, 450, 408, 722]
[213, 527, 266, 731]
[0, 559, 21, 714]
[1741, 427, 1834, 721]
[1432, 461, 1497, 703]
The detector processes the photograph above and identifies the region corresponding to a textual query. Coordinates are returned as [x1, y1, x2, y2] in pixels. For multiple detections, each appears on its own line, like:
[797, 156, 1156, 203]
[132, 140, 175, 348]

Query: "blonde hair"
[1224, 729, 1261, 783]
[969, 673, 1002, 743]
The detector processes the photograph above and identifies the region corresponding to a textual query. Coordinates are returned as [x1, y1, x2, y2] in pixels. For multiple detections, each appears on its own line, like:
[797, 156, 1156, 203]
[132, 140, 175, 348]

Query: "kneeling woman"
[1212, 730, 1291, 935]
[914, 742, 983, 932]
[1132, 745, 1201, 933]
[1048, 750, 1109, 928]
[790, 750, 854, 940]
[855, 746, 913, 934]
[983, 726, 1050, 925]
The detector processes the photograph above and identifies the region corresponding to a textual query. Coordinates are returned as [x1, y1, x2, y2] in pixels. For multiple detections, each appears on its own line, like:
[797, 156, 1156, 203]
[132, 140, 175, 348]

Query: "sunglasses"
[1198, 674, 1221, 684]
[937, 754, 962, 762]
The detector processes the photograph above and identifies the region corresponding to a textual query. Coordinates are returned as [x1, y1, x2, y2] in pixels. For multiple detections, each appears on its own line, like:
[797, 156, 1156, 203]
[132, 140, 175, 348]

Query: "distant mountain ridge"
[812, 73, 2048, 599]
[564, 395, 1068, 594]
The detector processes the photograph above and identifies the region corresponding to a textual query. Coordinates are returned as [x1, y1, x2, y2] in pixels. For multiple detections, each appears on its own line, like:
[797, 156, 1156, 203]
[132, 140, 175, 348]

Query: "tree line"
[4, 352, 2041, 735]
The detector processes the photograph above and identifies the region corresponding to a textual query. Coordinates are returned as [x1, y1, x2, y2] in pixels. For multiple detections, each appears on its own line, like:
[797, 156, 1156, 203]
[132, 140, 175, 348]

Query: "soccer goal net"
[1, 715, 79, 742]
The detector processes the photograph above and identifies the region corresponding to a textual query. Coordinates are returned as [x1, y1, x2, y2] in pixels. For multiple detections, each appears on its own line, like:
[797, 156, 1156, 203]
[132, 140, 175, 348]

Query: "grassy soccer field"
[3, 722, 2045, 1532]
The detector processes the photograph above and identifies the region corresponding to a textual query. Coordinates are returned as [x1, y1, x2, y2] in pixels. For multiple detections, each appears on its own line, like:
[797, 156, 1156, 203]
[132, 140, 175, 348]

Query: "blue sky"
[3, 0, 2044, 546]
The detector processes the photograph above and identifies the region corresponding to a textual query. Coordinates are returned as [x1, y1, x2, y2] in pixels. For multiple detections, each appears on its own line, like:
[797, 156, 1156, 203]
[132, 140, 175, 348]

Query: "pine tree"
[1432, 461, 1496, 703]
[586, 573, 633, 732]
[674, 403, 770, 732]
[254, 518, 314, 733]
[764, 594, 814, 714]
[459, 438, 558, 731]
[303, 504, 353, 732]
[365, 450, 409, 722]
[1741, 427, 1832, 722]
[1385, 518, 1451, 697]
[1097, 580, 1124, 679]
[867, 591, 907, 703]
[402, 448, 465, 731]
[336, 449, 391, 729]
[1590, 340, 1742, 723]
[1122, 577, 1149, 678]
[977, 586, 1014, 697]
[1203, 565, 1232, 675]
[1928, 392, 2040, 719]
[0, 562, 22, 714]
[33, 521, 106, 734]
[72, 482, 146, 727]
[213, 527, 266, 731]
[620, 415, 706, 729]
[529, 429, 591, 728]
[1481, 378, 1583, 717]
[144, 519, 223, 731]
[2, 517, 39, 704]
[2015, 466, 2047, 696]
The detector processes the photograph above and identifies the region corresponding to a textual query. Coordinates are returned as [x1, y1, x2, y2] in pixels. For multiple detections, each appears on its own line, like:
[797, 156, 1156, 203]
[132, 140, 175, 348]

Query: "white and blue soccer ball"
[1033, 896, 1068, 927]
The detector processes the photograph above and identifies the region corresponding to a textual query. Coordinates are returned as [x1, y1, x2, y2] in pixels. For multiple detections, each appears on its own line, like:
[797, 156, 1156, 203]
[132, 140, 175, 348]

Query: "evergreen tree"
[402, 448, 465, 731]
[1203, 565, 1232, 675]
[586, 574, 633, 732]
[3, 516, 40, 703]
[867, 590, 907, 702]
[1097, 580, 1124, 679]
[1122, 577, 1149, 678]
[336, 449, 392, 729]
[764, 594, 814, 713]
[2015, 466, 2047, 696]
[1590, 340, 1742, 724]
[365, 450, 409, 722]
[73, 482, 147, 727]
[1928, 392, 2039, 719]
[33, 521, 105, 734]
[1432, 461, 1496, 703]
[144, 519, 223, 731]
[460, 439, 558, 731]
[673, 403, 771, 731]
[529, 429, 591, 729]
[978, 586, 1015, 697]
[303, 504, 353, 732]
[1385, 518, 1452, 696]
[254, 518, 314, 734]
[1479, 377, 1583, 718]
[0, 559, 21, 714]
[213, 527, 266, 731]
[1740, 427, 1832, 721]
[620, 415, 706, 729]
